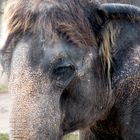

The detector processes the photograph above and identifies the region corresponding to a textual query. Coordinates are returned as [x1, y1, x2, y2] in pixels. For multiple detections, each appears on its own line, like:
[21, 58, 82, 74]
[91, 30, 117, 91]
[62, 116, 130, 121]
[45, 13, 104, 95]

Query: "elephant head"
[1, 0, 140, 139]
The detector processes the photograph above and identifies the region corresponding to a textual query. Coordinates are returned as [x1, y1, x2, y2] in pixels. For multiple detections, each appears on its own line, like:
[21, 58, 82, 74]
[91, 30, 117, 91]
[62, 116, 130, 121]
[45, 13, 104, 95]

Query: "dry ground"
[0, 93, 12, 133]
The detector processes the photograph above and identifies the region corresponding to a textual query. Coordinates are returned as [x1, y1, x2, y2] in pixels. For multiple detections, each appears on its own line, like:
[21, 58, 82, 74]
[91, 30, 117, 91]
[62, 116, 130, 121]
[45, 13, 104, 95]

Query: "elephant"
[89, 0, 140, 7]
[1, 0, 140, 139]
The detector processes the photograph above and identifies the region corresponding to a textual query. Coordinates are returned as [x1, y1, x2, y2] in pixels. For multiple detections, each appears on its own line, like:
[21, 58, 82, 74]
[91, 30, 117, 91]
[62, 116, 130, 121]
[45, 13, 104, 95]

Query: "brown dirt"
[0, 93, 12, 133]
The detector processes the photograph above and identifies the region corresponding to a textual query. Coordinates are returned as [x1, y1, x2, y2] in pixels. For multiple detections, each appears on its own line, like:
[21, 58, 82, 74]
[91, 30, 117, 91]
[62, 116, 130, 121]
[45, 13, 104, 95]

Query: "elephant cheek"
[9, 89, 63, 140]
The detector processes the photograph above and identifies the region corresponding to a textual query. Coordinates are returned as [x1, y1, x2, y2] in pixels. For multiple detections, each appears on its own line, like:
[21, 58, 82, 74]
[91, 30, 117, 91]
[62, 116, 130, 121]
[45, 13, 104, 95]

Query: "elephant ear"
[97, 3, 140, 20]
[89, 3, 140, 81]
[90, 3, 140, 32]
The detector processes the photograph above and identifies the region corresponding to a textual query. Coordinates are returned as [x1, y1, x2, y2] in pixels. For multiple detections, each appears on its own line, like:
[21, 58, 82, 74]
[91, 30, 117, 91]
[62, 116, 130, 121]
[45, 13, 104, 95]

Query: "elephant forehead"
[43, 41, 90, 64]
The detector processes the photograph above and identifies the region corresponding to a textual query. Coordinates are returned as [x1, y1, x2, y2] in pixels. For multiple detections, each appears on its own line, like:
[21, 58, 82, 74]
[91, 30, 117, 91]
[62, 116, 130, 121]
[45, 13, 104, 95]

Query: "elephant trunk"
[10, 89, 63, 140]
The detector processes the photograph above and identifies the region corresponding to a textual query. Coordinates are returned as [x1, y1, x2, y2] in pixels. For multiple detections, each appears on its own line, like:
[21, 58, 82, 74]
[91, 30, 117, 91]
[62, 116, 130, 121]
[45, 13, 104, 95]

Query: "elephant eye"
[53, 65, 75, 81]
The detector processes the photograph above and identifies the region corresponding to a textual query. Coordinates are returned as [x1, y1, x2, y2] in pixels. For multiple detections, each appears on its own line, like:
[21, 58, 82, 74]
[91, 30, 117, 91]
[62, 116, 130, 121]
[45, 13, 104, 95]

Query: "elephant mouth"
[60, 87, 87, 135]
[61, 119, 86, 135]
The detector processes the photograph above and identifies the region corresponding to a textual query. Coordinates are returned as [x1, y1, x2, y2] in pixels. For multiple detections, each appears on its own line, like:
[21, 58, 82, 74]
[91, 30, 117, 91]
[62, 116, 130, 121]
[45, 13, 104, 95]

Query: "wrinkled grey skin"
[1, 1, 140, 140]
[105, 0, 140, 7]
[9, 37, 105, 139]
[10, 21, 140, 139]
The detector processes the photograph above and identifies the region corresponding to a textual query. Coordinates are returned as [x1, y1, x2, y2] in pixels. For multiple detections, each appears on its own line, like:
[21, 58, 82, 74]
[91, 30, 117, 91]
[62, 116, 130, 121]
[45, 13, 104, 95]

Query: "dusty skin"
[1, 0, 140, 139]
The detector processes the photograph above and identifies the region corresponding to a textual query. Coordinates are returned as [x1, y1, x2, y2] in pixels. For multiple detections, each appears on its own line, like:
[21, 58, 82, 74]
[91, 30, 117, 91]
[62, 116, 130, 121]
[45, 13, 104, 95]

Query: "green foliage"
[0, 134, 9, 140]
[0, 133, 79, 140]
[0, 85, 8, 93]
[64, 133, 79, 140]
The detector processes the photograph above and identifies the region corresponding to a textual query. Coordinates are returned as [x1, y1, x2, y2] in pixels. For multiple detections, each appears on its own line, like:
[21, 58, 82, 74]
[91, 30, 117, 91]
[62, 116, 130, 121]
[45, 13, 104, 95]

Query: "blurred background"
[0, 1, 13, 139]
[0, 0, 7, 86]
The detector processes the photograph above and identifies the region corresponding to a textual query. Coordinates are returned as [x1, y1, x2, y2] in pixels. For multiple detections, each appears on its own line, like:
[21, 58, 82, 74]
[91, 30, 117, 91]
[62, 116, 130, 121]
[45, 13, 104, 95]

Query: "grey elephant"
[1, 0, 140, 140]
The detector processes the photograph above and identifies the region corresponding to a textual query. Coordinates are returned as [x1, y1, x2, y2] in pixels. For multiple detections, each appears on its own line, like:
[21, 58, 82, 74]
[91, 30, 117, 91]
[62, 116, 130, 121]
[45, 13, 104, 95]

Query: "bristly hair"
[3, 0, 119, 85]
[99, 22, 120, 90]
[5, 0, 97, 47]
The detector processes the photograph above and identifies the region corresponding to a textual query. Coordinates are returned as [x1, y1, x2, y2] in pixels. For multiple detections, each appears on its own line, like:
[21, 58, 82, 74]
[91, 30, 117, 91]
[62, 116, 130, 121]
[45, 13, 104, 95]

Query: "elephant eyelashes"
[53, 65, 74, 75]
[53, 65, 75, 81]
